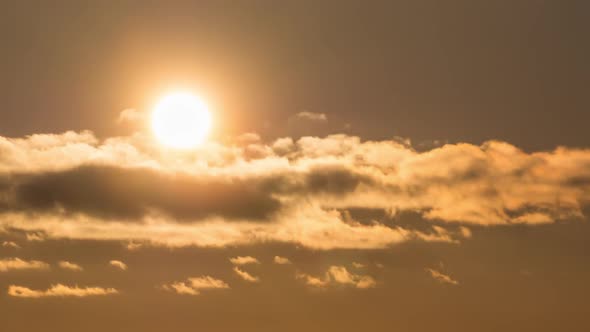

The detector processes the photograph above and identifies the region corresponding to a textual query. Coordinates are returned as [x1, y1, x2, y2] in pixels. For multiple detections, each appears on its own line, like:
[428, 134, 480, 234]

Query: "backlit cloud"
[0, 131, 588, 251]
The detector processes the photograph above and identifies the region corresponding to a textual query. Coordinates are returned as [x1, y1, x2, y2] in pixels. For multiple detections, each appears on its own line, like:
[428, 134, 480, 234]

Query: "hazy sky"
[1, 1, 589, 332]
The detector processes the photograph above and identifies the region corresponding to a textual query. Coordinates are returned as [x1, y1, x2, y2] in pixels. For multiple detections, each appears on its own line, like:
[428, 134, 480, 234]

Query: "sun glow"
[151, 92, 212, 149]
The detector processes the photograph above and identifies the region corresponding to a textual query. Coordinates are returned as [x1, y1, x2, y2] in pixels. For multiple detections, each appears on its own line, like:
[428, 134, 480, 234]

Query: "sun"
[151, 92, 212, 149]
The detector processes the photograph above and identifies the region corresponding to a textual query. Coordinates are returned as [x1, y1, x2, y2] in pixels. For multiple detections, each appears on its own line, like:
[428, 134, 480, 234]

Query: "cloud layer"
[0, 131, 588, 250]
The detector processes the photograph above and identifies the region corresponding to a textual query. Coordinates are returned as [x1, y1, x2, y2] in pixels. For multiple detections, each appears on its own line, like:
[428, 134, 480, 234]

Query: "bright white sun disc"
[151, 93, 212, 149]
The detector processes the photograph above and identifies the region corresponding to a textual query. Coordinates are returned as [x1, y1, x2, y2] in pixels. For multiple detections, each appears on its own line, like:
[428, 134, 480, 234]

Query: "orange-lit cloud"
[0, 258, 49, 272]
[109, 260, 127, 270]
[8, 284, 118, 298]
[0, 131, 588, 250]
[295, 111, 328, 122]
[58, 261, 83, 271]
[2, 241, 20, 249]
[163, 276, 230, 296]
[297, 266, 376, 289]
[273, 256, 292, 265]
[233, 267, 260, 282]
[425, 268, 459, 285]
[229, 256, 260, 265]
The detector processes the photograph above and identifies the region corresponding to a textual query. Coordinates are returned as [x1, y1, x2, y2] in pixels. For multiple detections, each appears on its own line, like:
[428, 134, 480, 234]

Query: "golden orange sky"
[1, 1, 589, 332]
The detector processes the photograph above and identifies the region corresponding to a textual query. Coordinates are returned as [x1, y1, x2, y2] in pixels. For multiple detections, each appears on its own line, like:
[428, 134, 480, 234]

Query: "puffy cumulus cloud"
[0, 258, 49, 272]
[233, 267, 260, 283]
[229, 256, 260, 265]
[297, 266, 376, 289]
[8, 284, 118, 298]
[0, 131, 588, 250]
[109, 260, 127, 270]
[426, 268, 459, 285]
[162, 276, 230, 296]
[273, 256, 292, 265]
[58, 261, 83, 271]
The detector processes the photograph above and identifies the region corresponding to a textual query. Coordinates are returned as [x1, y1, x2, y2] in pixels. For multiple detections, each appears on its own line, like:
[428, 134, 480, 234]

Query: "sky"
[1, 1, 589, 331]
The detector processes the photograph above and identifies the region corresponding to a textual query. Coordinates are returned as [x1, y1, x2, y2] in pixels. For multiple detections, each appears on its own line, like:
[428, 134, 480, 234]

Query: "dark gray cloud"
[1, 165, 281, 221]
[0, 164, 376, 223]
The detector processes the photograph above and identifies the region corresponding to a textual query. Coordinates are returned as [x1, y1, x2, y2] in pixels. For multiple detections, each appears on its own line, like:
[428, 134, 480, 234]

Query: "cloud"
[0, 258, 49, 272]
[117, 108, 146, 126]
[2, 241, 20, 249]
[229, 256, 260, 265]
[0, 131, 588, 250]
[3, 165, 281, 221]
[0, 205, 450, 250]
[295, 111, 328, 122]
[297, 265, 376, 289]
[233, 267, 260, 282]
[109, 260, 127, 270]
[352, 262, 365, 269]
[26, 233, 45, 242]
[327, 266, 376, 289]
[273, 256, 291, 265]
[296, 273, 329, 287]
[58, 261, 83, 271]
[126, 242, 143, 251]
[163, 276, 230, 296]
[8, 284, 118, 298]
[425, 268, 459, 285]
